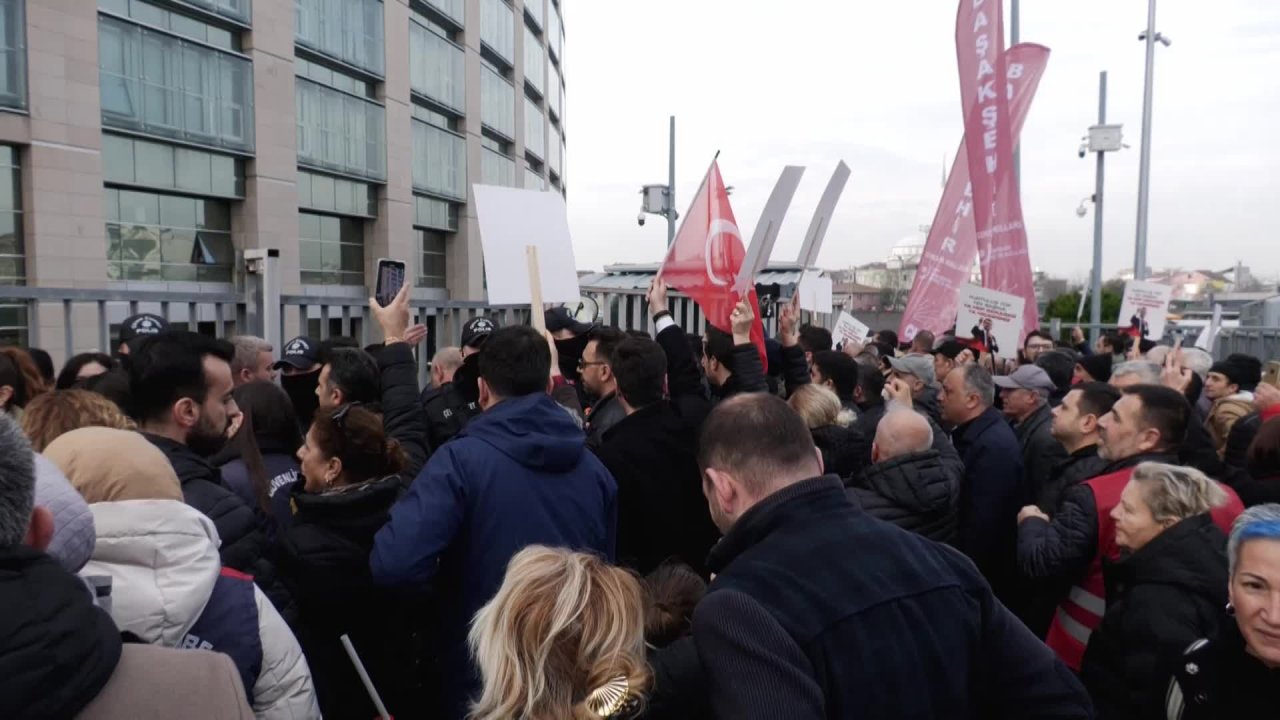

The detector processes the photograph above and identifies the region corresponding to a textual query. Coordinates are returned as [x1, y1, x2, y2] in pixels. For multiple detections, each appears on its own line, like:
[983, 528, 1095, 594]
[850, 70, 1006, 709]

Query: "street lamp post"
[1134, 0, 1170, 281]
[1080, 72, 1124, 347]
[638, 116, 679, 248]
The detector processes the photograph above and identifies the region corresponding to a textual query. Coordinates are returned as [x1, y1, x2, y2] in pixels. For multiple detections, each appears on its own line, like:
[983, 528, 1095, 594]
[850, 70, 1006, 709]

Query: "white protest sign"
[473, 185, 581, 306]
[955, 284, 1026, 357]
[1118, 280, 1173, 340]
[832, 311, 870, 347]
[797, 271, 833, 313]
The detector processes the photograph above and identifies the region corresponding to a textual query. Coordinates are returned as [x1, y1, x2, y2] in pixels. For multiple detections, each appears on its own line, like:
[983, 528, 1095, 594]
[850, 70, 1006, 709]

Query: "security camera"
[1079, 145, 1087, 159]
[637, 212, 646, 227]
[1076, 203, 1088, 218]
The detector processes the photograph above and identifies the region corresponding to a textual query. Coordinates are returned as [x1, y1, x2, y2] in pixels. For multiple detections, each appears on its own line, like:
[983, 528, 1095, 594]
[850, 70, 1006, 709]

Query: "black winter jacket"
[1036, 444, 1108, 513]
[593, 401, 720, 577]
[143, 433, 295, 622]
[810, 424, 867, 481]
[585, 391, 628, 448]
[276, 476, 422, 719]
[420, 381, 480, 455]
[693, 476, 1093, 720]
[915, 384, 945, 428]
[378, 342, 429, 480]
[853, 399, 887, 442]
[1166, 612, 1280, 720]
[846, 449, 961, 543]
[654, 323, 713, 428]
[709, 342, 768, 402]
[1015, 404, 1069, 508]
[952, 407, 1026, 603]
[1223, 410, 1261, 471]
[642, 636, 709, 720]
[1081, 513, 1228, 720]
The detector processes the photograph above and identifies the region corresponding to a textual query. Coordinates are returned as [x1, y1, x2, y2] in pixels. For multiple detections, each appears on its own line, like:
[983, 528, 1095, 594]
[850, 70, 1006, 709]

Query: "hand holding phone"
[375, 258, 407, 308]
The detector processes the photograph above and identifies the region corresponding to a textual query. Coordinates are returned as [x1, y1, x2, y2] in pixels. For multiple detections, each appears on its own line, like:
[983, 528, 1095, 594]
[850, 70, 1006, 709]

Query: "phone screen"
[375, 259, 406, 306]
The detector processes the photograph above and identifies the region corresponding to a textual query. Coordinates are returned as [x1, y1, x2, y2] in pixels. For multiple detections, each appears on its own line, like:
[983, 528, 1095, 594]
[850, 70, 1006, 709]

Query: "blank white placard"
[473, 185, 581, 306]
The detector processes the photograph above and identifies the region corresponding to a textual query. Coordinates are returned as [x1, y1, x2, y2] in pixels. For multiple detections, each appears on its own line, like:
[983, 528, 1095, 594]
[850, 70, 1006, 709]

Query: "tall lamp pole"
[1134, 0, 1169, 281]
[1080, 73, 1125, 346]
[638, 116, 679, 248]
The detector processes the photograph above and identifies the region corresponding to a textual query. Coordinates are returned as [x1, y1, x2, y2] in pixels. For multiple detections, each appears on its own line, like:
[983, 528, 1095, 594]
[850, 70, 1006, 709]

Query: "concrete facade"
[0, 0, 566, 360]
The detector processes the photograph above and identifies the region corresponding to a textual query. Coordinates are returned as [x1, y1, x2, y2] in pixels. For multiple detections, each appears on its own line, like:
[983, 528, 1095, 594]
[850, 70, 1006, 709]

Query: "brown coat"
[1207, 394, 1254, 458]
[78, 644, 253, 720]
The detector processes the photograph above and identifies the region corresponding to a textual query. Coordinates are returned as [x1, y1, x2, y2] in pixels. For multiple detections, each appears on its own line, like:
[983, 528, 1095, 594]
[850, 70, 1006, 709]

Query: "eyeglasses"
[577, 359, 607, 370]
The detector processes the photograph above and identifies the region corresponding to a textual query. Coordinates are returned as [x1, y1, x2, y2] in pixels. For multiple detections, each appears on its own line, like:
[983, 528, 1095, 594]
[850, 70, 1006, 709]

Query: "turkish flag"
[659, 160, 767, 369]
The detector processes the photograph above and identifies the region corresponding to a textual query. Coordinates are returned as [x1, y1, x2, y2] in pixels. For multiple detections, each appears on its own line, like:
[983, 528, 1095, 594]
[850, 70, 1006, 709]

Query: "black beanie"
[1210, 358, 1262, 391]
[1077, 353, 1113, 383]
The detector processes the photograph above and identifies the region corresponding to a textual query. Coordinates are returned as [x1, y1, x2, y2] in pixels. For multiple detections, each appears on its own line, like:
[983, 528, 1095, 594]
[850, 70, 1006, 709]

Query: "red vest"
[1044, 465, 1244, 670]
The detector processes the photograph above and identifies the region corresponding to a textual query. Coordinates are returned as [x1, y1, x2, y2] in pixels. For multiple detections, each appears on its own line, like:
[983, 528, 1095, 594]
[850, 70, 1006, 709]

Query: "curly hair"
[22, 389, 136, 452]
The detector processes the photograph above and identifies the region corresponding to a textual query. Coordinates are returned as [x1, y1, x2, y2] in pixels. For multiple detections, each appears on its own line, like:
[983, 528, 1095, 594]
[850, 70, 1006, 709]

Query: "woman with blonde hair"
[787, 383, 864, 480]
[1081, 462, 1231, 718]
[469, 546, 650, 720]
[21, 388, 135, 452]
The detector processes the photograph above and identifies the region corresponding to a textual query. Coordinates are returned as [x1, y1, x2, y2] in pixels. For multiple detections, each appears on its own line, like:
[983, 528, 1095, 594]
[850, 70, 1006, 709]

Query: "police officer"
[421, 317, 494, 452]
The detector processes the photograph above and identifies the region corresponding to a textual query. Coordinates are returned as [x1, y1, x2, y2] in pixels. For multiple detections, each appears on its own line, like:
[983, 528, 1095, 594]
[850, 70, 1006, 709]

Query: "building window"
[102, 133, 244, 198]
[524, 0, 543, 30]
[479, 0, 513, 66]
[418, 0, 464, 29]
[296, 56, 377, 99]
[0, 146, 21, 284]
[481, 145, 515, 187]
[416, 229, 446, 289]
[294, 0, 385, 77]
[412, 118, 466, 200]
[409, 20, 464, 113]
[106, 188, 234, 282]
[547, 3, 560, 62]
[99, 0, 241, 51]
[522, 25, 543, 97]
[548, 123, 561, 177]
[523, 165, 545, 192]
[297, 170, 376, 217]
[295, 76, 387, 181]
[414, 194, 458, 232]
[523, 96, 544, 161]
[480, 62, 514, 139]
[98, 15, 255, 153]
[161, 0, 250, 25]
[299, 211, 365, 286]
[0, 0, 24, 110]
[547, 64, 561, 123]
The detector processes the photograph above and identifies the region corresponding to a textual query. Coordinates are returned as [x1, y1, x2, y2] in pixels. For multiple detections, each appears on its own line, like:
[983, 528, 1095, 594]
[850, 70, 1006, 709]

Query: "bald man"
[848, 407, 963, 543]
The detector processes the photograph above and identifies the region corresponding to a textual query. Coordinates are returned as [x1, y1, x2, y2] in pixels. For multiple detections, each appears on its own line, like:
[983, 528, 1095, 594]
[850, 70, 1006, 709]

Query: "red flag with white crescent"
[659, 160, 767, 368]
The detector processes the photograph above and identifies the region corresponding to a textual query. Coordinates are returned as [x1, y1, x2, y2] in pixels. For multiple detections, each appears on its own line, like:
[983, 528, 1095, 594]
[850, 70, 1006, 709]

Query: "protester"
[468, 546, 650, 720]
[1040, 383, 1120, 512]
[372, 324, 618, 718]
[909, 329, 936, 355]
[1018, 385, 1243, 671]
[32, 453, 96, 573]
[996, 365, 1068, 507]
[1236, 416, 1280, 507]
[593, 335, 718, 577]
[229, 335, 276, 386]
[420, 345, 472, 450]
[788, 383, 865, 480]
[873, 329, 899, 352]
[316, 346, 380, 409]
[1166, 504, 1280, 718]
[798, 323, 834, 361]
[641, 564, 709, 720]
[697, 300, 768, 401]
[940, 363, 1026, 603]
[546, 305, 598, 384]
[0, 415, 256, 720]
[845, 406, 960, 543]
[0, 346, 48, 417]
[1205, 356, 1262, 457]
[274, 335, 322, 430]
[114, 312, 167, 356]
[1110, 360, 1160, 388]
[692, 393, 1092, 718]
[277, 403, 421, 719]
[44, 426, 318, 718]
[1035, 349, 1077, 406]
[886, 352, 943, 426]
[21, 388, 136, 452]
[54, 351, 115, 389]
[1023, 331, 1056, 365]
[1112, 358, 1223, 477]
[26, 347, 54, 387]
[581, 326, 628, 446]
[218, 381, 303, 535]
[932, 339, 973, 388]
[1074, 353, 1112, 385]
[852, 362, 888, 439]
[810, 350, 859, 411]
[1080, 463, 1230, 719]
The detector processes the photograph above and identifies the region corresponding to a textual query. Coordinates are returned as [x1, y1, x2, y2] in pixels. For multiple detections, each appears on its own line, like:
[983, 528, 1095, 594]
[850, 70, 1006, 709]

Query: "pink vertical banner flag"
[955, 0, 1039, 342]
[900, 43, 1050, 342]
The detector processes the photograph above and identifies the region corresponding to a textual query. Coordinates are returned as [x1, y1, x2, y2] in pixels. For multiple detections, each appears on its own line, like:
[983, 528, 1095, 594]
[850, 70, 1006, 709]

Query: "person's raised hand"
[1018, 505, 1050, 525]
[647, 276, 669, 317]
[1071, 326, 1085, 346]
[1160, 346, 1193, 394]
[841, 339, 865, 359]
[730, 298, 755, 344]
[1254, 381, 1280, 413]
[779, 295, 800, 347]
[883, 377, 914, 410]
[402, 323, 428, 347]
[370, 281, 412, 342]
[544, 330, 561, 378]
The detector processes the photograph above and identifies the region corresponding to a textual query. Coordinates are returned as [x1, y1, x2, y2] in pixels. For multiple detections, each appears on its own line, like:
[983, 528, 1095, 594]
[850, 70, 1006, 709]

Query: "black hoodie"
[0, 546, 121, 719]
[1080, 513, 1229, 719]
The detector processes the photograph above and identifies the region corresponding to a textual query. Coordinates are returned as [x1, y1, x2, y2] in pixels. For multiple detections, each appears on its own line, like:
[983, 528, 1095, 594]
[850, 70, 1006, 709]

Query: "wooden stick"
[341, 634, 390, 720]
[527, 245, 546, 333]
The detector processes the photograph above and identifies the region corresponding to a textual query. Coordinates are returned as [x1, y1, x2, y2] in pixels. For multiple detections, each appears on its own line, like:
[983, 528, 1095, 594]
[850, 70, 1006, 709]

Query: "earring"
[1225, 602, 1235, 617]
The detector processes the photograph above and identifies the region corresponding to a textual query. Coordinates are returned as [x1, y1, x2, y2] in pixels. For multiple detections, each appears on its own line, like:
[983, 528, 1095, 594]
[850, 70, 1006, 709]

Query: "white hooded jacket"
[82, 499, 320, 720]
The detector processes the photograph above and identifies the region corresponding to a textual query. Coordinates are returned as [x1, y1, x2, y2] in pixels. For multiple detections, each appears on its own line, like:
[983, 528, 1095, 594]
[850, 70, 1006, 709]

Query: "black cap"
[118, 313, 168, 345]
[273, 336, 321, 371]
[460, 317, 497, 349]
[545, 306, 595, 335]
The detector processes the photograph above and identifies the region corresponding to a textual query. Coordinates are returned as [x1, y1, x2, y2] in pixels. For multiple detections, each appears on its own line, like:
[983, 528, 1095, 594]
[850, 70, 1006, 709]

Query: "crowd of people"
[1, 279, 1279, 719]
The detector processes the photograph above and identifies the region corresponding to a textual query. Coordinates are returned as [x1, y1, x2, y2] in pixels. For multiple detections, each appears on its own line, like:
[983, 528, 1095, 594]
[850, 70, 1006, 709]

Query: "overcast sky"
[561, 0, 1280, 284]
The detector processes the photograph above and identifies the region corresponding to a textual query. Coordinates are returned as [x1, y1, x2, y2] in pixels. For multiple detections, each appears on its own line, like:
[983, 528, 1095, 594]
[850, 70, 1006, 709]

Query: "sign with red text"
[1118, 280, 1173, 340]
[833, 311, 871, 348]
[956, 284, 1025, 358]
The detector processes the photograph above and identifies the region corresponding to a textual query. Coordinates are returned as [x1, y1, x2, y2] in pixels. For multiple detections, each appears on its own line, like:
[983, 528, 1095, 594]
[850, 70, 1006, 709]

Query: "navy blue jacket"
[370, 392, 618, 718]
[951, 407, 1027, 604]
[220, 452, 302, 541]
[693, 476, 1093, 719]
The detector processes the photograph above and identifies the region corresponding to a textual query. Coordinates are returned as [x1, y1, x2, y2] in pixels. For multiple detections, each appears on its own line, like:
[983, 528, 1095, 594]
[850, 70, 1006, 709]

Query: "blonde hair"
[1130, 462, 1228, 523]
[787, 383, 842, 430]
[22, 389, 136, 452]
[468, 546, 651, 720]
